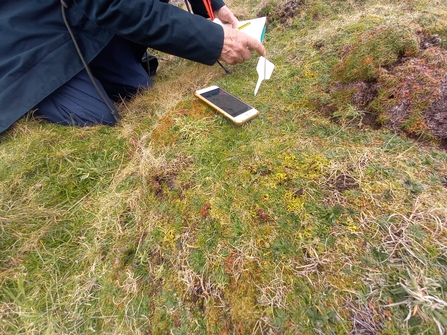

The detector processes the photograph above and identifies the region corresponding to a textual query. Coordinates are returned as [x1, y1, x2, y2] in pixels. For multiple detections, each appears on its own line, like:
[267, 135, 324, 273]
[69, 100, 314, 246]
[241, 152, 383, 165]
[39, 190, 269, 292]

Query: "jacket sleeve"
[72, 0, 225, 65]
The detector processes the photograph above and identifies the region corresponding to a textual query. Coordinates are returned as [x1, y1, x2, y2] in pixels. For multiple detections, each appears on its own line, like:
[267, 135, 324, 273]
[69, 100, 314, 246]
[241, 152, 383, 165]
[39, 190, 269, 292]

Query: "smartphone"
[194, 85, 259, 125]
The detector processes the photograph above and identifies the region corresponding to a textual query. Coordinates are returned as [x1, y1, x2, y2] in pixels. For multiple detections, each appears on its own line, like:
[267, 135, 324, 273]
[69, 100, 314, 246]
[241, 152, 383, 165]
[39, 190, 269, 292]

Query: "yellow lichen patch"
[283, 190, 306, 213]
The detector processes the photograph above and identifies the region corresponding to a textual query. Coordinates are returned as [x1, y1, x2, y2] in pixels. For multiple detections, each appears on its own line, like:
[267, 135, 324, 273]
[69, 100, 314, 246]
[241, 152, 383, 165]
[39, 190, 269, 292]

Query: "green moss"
[343, 15, 385, 34]
[224, 270, 261, 331]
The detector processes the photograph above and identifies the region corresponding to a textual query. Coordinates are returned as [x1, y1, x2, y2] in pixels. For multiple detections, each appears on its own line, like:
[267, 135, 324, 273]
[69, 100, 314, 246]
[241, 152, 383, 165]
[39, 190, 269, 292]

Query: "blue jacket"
[0, 0, 225, 134]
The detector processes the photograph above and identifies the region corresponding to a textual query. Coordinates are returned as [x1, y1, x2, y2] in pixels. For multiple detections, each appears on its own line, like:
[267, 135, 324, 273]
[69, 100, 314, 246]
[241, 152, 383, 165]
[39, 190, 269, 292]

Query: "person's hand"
[214, 5, 238, 28]
[218, 26, 266, 65]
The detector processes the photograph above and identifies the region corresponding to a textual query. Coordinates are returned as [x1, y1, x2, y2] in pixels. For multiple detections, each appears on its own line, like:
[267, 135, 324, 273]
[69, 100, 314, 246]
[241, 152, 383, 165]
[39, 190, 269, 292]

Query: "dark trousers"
[34, 36, 152, 126]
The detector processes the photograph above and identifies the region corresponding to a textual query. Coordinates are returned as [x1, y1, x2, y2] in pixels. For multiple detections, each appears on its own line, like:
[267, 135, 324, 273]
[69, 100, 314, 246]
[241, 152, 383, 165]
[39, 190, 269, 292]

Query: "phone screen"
[199, 87, 252, 117]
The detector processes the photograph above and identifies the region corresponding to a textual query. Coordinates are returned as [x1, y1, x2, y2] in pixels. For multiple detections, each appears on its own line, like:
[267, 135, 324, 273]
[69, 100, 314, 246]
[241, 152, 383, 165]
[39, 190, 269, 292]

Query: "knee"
[34, 94, 119, 127]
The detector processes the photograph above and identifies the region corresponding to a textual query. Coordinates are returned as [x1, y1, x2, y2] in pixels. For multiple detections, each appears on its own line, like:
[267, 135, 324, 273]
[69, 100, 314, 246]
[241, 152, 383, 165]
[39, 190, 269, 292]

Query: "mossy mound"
[371, 47, 447, 139]
[333, 24, 420, 83]
[329, 23, 447, 141]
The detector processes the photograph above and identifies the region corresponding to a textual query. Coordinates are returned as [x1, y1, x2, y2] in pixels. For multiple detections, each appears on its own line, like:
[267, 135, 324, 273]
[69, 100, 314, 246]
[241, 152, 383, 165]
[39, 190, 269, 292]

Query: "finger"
[224, 12, 238, 28]
[230, 15, 239, 29]
[215, 6, 239, 28]
[247, 38, 266, 57]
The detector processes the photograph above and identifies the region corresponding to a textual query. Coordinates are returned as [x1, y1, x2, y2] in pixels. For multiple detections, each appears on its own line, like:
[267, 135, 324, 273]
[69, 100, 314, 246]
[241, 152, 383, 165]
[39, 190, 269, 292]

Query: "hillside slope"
[1, 0, 447, 334]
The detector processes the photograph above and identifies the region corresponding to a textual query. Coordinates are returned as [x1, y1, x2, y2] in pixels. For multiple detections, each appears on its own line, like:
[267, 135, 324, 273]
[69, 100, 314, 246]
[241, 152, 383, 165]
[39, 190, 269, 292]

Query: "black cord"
[61, 2, 119, 121]
[183, 0, 192, 13]
[217, 60, 231, 74]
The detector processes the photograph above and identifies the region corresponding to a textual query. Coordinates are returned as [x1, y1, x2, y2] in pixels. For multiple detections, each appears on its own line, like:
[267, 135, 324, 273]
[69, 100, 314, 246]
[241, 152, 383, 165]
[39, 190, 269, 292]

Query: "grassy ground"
[1, 0, 447, 334]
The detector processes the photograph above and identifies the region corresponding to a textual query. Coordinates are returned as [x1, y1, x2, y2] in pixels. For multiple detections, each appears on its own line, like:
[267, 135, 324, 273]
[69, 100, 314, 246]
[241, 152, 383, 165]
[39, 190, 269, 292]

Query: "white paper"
[237, 17, 266, 42]
[254, 56, 275, 96]
[213, 17, 266, 42]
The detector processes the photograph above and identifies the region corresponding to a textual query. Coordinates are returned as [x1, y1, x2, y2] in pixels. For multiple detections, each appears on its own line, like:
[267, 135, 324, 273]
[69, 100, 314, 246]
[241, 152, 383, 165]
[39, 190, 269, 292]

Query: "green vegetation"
[1, 0, 447, 334]
[333, 24, 420, 83]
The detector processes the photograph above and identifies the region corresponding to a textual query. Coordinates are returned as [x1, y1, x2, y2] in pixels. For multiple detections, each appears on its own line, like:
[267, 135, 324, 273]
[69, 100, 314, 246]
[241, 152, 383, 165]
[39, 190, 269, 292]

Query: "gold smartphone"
[194, 85, 259, 125]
